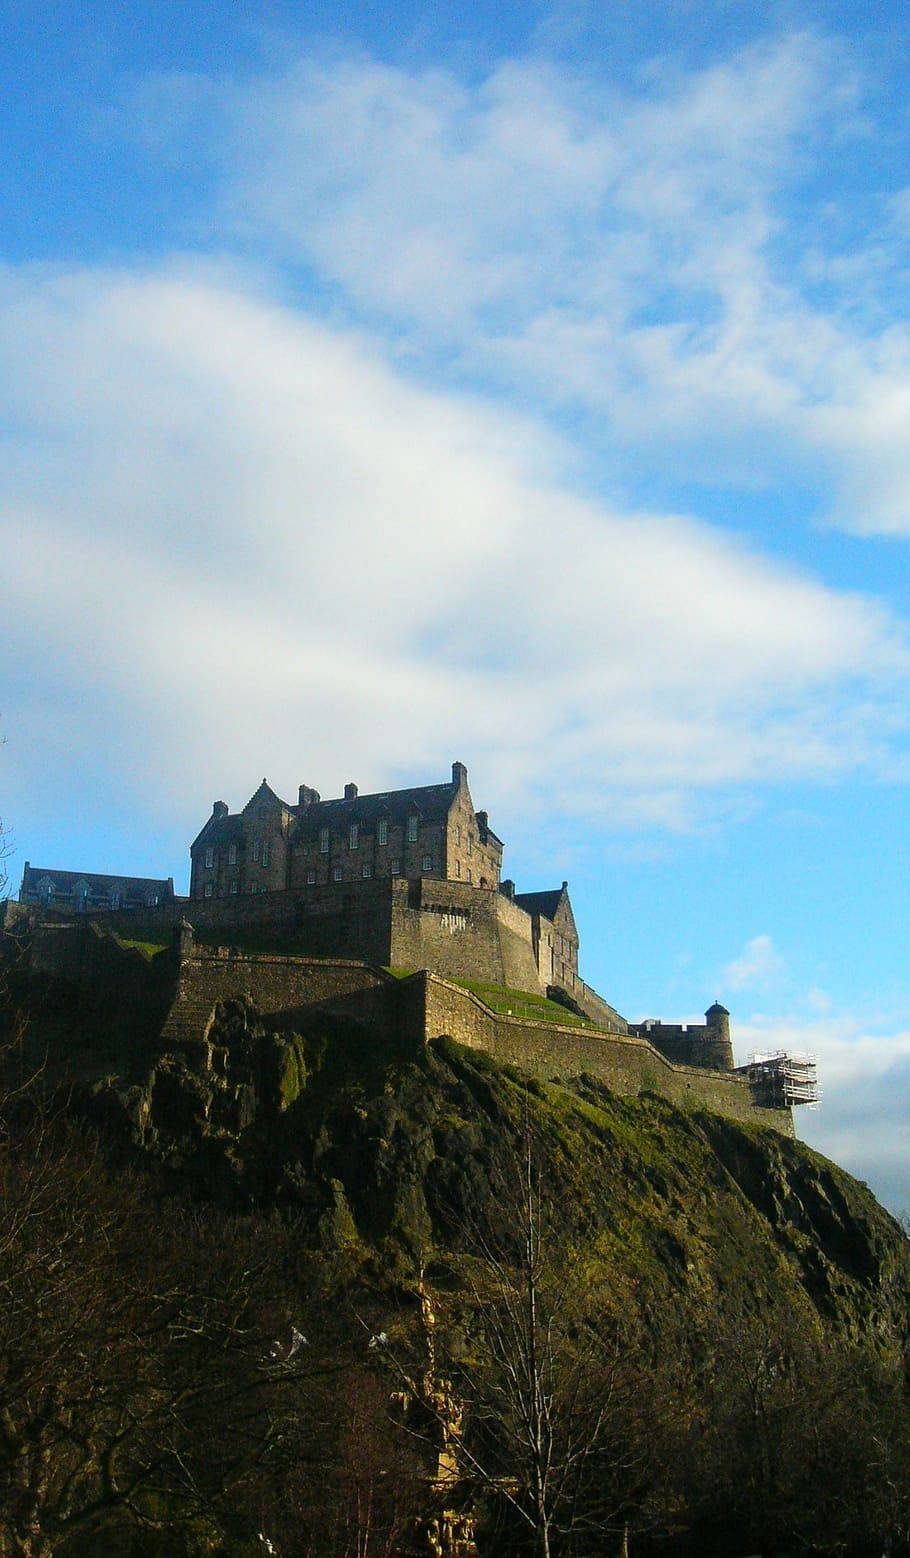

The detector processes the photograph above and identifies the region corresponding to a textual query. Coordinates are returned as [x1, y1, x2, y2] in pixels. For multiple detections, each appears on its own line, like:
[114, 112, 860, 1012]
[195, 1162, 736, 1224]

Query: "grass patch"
[116, 934, 169, 958]
[451, 978, 600, 1029]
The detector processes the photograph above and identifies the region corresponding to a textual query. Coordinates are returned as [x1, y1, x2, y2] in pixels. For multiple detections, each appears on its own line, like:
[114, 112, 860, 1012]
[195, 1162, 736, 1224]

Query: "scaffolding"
[745, 1050, 820, 1109]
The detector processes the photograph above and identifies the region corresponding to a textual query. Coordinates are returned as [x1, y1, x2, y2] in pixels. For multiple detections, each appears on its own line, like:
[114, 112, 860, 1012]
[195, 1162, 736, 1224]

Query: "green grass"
[450, 978, 600, 1029]
[116, 935, 169, 958]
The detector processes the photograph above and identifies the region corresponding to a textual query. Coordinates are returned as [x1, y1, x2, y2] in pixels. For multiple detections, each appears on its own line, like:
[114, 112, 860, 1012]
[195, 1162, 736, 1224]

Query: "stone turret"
[704, 1001, 734, 1070]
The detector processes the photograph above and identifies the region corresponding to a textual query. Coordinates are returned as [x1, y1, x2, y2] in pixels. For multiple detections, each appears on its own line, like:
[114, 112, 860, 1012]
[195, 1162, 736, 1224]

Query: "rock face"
[63, 994, 908, 1345]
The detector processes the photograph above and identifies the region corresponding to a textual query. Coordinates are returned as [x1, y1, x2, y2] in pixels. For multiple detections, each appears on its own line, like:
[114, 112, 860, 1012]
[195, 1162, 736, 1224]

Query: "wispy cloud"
[724, 933, 785, 991]
[2, 263, 906, 839]
[126, 30, 910, 536]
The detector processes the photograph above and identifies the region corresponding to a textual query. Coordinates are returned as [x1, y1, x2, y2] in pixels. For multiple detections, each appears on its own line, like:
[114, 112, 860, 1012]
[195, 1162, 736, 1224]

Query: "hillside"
[2, 967, 910, 1556]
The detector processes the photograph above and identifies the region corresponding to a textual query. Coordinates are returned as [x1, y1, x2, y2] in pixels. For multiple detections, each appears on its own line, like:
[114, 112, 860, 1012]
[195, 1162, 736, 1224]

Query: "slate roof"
[191, 814, 245, 851]
[513, 888, 567, 922]
[292, 782, 457, 834]
[20, 866, 174, 902]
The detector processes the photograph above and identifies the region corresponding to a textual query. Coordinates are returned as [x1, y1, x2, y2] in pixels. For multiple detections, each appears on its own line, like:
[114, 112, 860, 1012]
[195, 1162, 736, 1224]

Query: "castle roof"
[21, 865, 174, 896]
[295, 781, 456, 830]
[513, 885, 568, 921]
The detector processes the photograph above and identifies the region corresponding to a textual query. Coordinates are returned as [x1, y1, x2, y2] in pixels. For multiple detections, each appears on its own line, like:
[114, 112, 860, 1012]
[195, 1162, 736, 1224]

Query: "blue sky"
[5, 0, 910, 1211]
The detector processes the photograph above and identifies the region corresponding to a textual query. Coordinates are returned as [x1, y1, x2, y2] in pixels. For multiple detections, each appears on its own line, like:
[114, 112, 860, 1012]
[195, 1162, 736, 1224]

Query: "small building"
[18, 864, 175, 915]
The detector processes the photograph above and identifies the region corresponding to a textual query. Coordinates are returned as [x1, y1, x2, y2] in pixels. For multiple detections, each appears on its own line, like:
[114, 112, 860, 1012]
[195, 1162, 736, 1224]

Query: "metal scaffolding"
[745, 1050, 820, 1109]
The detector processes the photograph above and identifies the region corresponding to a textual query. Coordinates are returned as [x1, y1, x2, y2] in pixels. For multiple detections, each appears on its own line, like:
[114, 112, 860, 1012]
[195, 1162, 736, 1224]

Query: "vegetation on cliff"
[2, 963, 910, 1556]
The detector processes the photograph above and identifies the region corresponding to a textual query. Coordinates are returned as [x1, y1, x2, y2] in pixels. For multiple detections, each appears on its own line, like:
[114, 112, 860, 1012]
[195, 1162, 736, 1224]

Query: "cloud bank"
[2, 264, 906, 838]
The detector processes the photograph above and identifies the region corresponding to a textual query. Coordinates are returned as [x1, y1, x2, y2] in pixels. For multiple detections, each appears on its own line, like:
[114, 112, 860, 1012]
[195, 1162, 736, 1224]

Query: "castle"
[13, 760, 818, 1131]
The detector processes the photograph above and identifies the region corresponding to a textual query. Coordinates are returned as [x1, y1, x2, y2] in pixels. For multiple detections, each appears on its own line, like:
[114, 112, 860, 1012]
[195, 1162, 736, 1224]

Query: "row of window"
[203, 821, 477, 871]
[203, 842, 270, 870]
[318, 817, 419, 853]
[200, 855, 446, 898]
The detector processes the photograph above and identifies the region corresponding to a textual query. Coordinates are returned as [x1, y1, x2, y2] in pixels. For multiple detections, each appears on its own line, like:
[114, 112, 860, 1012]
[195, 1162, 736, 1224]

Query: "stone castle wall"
[17, 923, 793, 1135]
[419, 975, 791, 1134]
[89, 877, 551, 999]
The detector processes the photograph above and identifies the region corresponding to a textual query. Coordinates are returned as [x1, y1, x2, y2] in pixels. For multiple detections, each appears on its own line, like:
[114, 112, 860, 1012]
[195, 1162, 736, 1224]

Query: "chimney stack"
[344, 782, 358, 801]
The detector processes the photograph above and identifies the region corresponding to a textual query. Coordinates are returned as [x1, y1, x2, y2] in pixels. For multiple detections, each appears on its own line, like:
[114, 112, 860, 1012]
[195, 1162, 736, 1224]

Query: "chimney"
[213, 801, 228, 819]
[298, 784, 320, 807]
[452, 760, 467, 788]
[501, 878, 515, 900]
[344, 782, 358, 801]
[476, 809, 488, 837]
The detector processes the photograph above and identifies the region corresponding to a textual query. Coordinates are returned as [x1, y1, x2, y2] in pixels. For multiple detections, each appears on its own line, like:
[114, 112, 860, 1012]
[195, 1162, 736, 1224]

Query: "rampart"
[82, 877, 556, 1002]
[15, 922, 793, 1136]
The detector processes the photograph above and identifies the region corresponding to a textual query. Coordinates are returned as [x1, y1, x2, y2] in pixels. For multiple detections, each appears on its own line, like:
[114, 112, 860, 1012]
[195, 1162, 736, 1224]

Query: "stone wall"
[161, 947, 403, 1049]
[418, 974, 793, 1135]
[17, 921, 794, 1134]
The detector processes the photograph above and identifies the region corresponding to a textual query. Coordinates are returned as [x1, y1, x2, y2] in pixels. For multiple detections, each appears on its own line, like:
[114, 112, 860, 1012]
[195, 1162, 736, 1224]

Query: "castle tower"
[703, 1002, 734, 1071]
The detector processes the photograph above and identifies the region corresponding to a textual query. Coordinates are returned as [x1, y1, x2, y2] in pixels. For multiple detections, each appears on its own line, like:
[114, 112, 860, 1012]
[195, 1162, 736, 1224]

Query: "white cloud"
[736, 1008, 910, 1217]
[133, 30, 910, 535]
[723, 933, 785, 991]
[2, 263, 907, 841]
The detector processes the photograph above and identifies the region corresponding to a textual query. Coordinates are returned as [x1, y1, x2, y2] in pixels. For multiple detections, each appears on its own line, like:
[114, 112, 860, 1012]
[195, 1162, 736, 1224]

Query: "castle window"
[333, 865, 343, 882]
[454, 860, 460, 878]
[229, 880, 239, 895]
[251, 841, 260, 863]
[407, 815, 418, 843]
[306, 868, 316, 885]
[422, 854, 432, 873]
[362, 862, 372, 879]
[390, 858, 401, 875]
[466, 867, 472, 883]
[147, 892, 159, 906]
[320, 827, 330, 854]
[204, 846, 214, 869]
[349, 823, 359, 850]
[229, 844, 237, 865]
[377, 819, 388, 847]
[261, 842, 270, 867]
[204, 882, 214, 898]
[467, 834, 473, 855]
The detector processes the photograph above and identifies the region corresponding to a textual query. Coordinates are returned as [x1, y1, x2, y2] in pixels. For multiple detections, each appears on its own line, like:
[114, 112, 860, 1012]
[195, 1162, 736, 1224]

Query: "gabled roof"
[513, 889, 562, 919]
[242, 780, 293, 816]
[514, 883, 575, 933]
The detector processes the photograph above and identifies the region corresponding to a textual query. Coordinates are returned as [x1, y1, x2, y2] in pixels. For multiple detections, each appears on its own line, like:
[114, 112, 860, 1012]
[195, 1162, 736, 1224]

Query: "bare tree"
[379, 1127, 667, 1558]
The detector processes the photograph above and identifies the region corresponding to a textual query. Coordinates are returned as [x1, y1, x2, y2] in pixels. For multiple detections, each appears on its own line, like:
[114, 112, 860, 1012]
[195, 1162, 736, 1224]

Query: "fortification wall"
[161, 949, 400, 1049]
[634, 1021, 735, 1072]
[420, 975, 793, 1135]
[16, 923, 793, 1135]
[26, 921, 175, 1040]
[388, 879, 543, 991]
